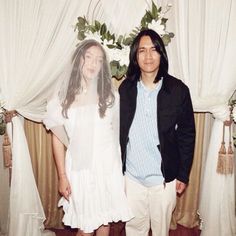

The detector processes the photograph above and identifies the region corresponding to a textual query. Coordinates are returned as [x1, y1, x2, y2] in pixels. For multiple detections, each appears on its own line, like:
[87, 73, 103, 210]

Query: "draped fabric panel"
[24, 112, 206, 230]
[24, 120, 64, 229]
[0, 136, 10, 236]
[164, 0, 236, 115]
[170, 113, 205, 229]
[8, 117, 54, 236]
[158, 1, 236, 235]
[0, 1, 95, 235]
[0, 1, 236, 235]
[199, 120, 235, 236]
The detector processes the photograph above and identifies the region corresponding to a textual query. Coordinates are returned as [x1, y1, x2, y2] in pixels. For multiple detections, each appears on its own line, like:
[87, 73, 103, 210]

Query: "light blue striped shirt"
[126, 79, 164, 187]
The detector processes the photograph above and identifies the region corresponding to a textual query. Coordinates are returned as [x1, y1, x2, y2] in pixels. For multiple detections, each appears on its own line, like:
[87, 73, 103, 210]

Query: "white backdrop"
[163, 1, 236, 235]
[0, 1, 97, 235]
[0, 0, 235, 236]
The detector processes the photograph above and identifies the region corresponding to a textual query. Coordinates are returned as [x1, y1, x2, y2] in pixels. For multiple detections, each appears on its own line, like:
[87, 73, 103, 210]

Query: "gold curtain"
[170, 113, 205, 229]
[24, 113, 205, 229]
[24, 120, 64, 228]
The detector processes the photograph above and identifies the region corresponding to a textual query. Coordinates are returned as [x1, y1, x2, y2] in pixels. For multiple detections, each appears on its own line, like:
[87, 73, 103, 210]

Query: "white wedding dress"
[44, 93, 133, 233]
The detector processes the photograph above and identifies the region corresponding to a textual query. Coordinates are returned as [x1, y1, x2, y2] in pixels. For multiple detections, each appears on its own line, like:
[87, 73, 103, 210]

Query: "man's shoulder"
[118, 77, 137, 93]
[163, 74, 189, 91]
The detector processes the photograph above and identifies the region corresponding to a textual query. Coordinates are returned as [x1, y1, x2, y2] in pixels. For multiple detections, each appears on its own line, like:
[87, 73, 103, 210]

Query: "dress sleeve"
[43, 96, 69, 147]
[43, 96, 64, 129]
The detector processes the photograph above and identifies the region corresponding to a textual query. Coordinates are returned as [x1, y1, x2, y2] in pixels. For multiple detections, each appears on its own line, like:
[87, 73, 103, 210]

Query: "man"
[119, 29, 195, 236]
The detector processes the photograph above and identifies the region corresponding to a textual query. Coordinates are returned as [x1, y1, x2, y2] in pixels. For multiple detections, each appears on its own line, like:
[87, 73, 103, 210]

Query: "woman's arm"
[52, 133, 71, 201]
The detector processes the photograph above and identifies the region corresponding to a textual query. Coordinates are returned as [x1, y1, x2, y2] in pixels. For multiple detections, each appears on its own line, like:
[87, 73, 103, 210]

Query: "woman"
[44, 39, 133, 236]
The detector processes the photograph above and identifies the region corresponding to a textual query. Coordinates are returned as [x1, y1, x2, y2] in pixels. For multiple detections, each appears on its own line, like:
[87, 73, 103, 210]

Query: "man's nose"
[145, 50, 152, 58]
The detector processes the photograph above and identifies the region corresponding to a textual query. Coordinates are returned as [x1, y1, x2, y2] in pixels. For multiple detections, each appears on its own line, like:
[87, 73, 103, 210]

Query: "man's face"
[137, 36, 161, 75]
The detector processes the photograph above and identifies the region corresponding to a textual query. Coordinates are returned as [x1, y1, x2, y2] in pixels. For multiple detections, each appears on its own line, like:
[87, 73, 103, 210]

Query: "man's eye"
[138, 49, 145, 53]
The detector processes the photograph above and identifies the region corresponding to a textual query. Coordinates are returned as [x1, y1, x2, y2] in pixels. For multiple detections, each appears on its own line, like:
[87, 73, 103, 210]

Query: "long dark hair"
[61, 39, 114, 118]
[126, 29, 169, 82]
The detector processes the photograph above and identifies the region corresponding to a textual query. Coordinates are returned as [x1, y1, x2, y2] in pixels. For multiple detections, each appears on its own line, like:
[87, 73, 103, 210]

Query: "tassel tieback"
[2, 132, 12, 168]
[216, 121, 234, 175]
[4, 110, 17, 123]
[1, 110, 16, 169]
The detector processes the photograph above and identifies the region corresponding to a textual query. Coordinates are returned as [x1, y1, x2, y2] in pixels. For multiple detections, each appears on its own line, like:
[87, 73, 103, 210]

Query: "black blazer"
[119, 74, 196, 184]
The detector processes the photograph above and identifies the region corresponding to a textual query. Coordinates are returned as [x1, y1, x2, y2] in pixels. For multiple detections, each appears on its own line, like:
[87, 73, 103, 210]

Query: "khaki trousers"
[125, 176, 176, 236]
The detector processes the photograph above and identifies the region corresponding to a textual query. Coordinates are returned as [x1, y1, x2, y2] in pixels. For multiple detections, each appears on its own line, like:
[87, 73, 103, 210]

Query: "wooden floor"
[50, 222, 201, 236]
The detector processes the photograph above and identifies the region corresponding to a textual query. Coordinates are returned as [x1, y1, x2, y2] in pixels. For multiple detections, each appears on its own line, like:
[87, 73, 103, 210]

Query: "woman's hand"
[58, 174, 71, 201]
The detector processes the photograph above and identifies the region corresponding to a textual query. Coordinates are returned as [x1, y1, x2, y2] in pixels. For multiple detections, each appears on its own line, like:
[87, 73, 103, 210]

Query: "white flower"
[148, 19, 165, 35]
[107, 48, 121, 62]
[0, 101, 4, 107]
[84, 31, 102, 43]
[119, 46, 130, 66]
[158, 12, 165, 18]
[0, 100, 5, 113]
[106, 46, 130, 66]
[75, 2, 173, 78]
[103, 38, 114, 47]
[232, 106, 236, 122]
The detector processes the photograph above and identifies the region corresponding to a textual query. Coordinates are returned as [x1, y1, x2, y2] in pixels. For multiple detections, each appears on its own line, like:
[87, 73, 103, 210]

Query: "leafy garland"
[229, 91, 236, 147]
[75, 1, 174, 79]
[0, 101, 6, 135]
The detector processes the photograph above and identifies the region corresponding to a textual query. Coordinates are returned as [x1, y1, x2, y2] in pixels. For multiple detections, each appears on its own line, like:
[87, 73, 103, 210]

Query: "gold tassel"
[226, 123, 234, 174]
[217, 122, 234, 175]
[226, 143, 234, 174]
[217, 141, 227, 174]
[2, 132, 12, 168]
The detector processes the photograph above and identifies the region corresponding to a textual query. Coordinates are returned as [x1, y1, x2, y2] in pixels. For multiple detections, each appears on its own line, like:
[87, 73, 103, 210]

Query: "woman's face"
[80, 45, 104, 80]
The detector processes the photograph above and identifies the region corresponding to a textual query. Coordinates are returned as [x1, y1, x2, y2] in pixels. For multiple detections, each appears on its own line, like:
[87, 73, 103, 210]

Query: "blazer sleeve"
[176, 86, 196, 183]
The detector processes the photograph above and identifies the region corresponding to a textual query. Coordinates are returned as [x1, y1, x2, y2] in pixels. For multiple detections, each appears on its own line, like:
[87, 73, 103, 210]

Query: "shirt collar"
[138, 77, 163, 92]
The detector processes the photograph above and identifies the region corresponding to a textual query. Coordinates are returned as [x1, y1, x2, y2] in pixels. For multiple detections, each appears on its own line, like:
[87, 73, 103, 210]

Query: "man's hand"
[176, 180, 187, 195]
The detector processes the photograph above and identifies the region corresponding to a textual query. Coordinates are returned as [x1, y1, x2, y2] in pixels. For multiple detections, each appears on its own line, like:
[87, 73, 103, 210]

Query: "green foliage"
[0, 105, 6, 135]
[110, 61, 128, 80]
[75, 1, 174, 78]
[0, 117, 6, 135]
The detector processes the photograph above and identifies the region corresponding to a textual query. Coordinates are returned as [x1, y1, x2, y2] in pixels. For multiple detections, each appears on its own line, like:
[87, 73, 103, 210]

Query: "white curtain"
[1, 0, 236, 235]
[0, 136, 10, 236]
[102, 0, 147, 35]
[160, 0, 236, 235]
[86, 1, 236, 234]
[0, 1, 93, 235]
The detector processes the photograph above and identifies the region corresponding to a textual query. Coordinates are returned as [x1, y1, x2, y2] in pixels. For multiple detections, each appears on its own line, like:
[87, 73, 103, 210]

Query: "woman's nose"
[91, 58, 98, 66]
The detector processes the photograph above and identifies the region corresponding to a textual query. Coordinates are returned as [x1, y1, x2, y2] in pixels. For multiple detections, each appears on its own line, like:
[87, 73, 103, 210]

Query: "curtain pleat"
[24, 120, 64, 228]
[171, 113, 205, 229]
[0, 135, 10, 235]
[24, 113, 205, 229]
[0, 1, 94, 234]
[1, 1, 235, 235]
